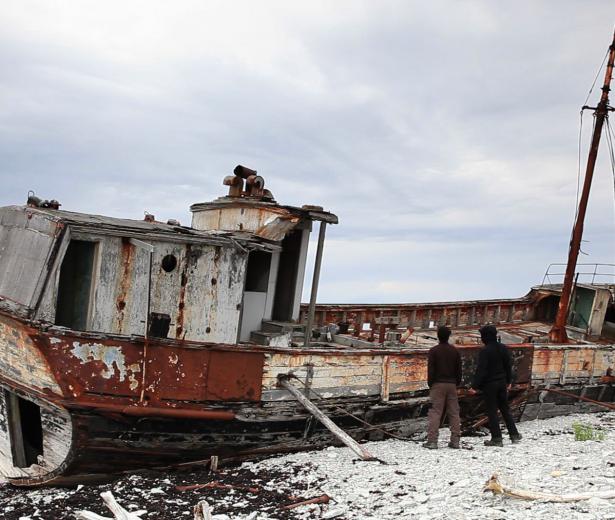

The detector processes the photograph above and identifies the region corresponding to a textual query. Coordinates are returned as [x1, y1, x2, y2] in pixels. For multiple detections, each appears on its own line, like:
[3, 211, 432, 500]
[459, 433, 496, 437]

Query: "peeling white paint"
[70, 341, 140, 382]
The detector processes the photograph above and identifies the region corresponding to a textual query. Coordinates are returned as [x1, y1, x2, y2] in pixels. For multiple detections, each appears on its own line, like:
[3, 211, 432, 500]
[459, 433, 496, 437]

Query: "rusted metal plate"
[0, 314, 62, 394]
[42, 333, 144, 398]
[206, 351, 264, 401]
[300, 299, 535, 332]
[145, 345, 210, 402]
[387, 353, 428, 393]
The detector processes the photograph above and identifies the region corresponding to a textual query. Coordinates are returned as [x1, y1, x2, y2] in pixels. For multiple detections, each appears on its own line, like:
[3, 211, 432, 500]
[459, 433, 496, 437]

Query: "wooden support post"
[559, 351, 569, 385]
[278, 377, 376, 461]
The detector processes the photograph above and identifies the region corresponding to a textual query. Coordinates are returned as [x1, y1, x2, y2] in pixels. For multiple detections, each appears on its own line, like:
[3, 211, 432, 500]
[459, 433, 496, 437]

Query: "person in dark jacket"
[424, 326, 462, 449]
[471, 325, 522, 447]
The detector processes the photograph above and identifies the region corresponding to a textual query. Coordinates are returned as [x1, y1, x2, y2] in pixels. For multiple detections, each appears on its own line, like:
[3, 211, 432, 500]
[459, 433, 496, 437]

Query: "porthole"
[161, 254, 178, 273]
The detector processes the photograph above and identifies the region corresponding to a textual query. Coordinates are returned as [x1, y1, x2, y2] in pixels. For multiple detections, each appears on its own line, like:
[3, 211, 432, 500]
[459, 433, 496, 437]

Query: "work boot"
[484, 438, 503, 447]
[423, 441, 438, 449]
[448, 440, 460, 449]
[510, 433, 522, 444]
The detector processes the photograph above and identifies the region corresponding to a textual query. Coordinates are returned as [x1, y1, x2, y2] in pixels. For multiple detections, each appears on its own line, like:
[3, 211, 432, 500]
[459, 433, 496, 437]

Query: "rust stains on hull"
[175, 244, 191, 339]
[115, 239, 134, 333]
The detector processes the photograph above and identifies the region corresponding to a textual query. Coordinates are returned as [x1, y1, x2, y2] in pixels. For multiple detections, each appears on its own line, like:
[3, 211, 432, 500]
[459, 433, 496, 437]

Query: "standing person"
[424, 326, 462, 449]
[470, 325, 522, 447]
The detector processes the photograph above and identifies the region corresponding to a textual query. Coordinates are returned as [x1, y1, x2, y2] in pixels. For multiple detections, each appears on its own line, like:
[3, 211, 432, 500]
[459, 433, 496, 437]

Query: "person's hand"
[468, 388, 477, 395]
[507, 384, 512, 391]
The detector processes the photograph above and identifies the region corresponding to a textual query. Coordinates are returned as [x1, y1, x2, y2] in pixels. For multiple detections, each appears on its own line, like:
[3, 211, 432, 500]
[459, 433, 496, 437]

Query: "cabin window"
[535, 295, 560, 322]
[55, 240, 97, 330]
[4, 391, 43, 468]
[245, 250, 271, 292]
[149, 312, 171, 338]
[161, 254, 178, 273]
[569, 287, 595, 330]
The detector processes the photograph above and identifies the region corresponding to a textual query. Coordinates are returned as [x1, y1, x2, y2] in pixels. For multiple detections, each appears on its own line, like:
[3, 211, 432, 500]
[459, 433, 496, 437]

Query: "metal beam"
[304, 222, 327, 347]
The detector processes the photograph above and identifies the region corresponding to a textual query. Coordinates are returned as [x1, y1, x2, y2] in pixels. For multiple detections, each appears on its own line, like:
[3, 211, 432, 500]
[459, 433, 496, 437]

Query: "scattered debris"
[2, 412, 615, 519]
[281, 494, 330, 510]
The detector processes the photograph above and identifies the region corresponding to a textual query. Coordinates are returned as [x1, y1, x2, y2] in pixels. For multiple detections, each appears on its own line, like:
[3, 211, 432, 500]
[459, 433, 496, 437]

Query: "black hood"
[479, 325, 498, 343]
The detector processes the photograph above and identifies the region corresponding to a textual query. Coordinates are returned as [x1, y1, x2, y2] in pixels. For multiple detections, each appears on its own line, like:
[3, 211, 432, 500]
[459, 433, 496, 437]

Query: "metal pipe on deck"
[304, 222, 327, 347]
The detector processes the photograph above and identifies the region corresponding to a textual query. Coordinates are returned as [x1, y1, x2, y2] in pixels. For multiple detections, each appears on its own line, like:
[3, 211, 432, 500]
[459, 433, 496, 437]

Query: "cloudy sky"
[1, 1, 614, 303]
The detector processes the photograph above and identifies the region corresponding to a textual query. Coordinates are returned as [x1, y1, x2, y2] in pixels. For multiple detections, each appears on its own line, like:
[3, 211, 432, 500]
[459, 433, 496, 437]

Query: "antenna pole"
[550, 29, 615, 343]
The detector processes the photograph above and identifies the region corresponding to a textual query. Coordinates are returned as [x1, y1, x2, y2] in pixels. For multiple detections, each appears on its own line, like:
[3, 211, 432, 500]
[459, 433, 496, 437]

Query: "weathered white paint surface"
[0, 392, 72, 480]
[0, 319, 62, 395]
[241, 292, 267, 342]
[0, 207, 60, 309]
[262, 352, 384, 401]
[54, 234, 248, 344]
[192, 205, 290, 235]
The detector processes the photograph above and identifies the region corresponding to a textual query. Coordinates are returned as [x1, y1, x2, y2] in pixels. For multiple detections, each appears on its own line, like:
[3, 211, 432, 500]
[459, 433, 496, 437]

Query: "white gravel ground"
[3, 412, 615, 519]
[247, 411, 615, 520]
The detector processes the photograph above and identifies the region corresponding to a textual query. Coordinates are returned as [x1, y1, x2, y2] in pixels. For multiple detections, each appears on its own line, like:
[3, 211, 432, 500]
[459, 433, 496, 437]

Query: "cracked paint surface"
[70, 341, 140, 382]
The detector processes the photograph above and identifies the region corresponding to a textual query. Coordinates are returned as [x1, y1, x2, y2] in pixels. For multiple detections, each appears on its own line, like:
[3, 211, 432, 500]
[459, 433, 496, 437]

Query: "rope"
[604, 118, 615, 248]
[583, 49, 610, 107]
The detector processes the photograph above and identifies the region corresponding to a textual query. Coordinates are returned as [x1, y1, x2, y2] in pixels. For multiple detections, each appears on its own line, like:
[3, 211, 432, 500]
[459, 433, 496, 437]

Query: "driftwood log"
[75, 492, 215, 520]
[484, 473, 615, 502]
[75, 491, 146, 519]
[278, 377, 376, 461]
[193, 501, 212, 520]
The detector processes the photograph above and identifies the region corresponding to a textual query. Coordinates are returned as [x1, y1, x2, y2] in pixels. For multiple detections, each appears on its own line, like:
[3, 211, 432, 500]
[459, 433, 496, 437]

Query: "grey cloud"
[1, 0, 614, 301]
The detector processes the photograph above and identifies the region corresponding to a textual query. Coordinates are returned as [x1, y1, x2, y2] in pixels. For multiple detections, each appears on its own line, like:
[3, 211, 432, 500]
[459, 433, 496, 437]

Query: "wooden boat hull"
[1, 310, 615, 486]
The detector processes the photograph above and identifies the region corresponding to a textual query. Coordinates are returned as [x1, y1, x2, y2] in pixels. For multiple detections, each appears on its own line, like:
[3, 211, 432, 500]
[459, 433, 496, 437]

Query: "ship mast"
[549, 29, 615, 343]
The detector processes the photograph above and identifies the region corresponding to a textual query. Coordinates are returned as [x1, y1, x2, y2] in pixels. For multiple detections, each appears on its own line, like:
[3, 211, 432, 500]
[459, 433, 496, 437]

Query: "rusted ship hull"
[2, 308, 615, 486]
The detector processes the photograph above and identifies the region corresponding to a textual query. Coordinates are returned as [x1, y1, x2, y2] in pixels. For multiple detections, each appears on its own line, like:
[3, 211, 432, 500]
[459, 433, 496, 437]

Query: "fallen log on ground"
[484, 473, 615, 502]
[75, 491, 146, 519]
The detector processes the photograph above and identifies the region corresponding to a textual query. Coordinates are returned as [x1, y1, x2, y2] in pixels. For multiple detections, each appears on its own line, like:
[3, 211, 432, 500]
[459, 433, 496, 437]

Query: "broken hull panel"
[3, 384, 615, 487]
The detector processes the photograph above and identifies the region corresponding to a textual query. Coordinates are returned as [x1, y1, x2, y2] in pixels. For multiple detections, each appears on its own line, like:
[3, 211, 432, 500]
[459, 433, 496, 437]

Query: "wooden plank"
[278, 378, 376, 461]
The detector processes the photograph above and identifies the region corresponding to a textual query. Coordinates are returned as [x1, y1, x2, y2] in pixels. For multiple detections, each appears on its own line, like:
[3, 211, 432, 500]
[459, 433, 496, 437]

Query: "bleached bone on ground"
[484, 473, 615, 502]
[193, 500, 212, 520]
[74, 491, 147, 519]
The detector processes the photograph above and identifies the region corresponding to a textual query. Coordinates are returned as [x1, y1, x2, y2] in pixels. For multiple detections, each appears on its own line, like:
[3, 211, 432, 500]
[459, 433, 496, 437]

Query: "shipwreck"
[0, 165, 614, 486]
[2, 30, 615, 488]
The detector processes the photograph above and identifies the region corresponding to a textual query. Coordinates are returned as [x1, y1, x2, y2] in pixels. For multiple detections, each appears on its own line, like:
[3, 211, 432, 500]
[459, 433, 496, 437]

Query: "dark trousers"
[483, 381, 519, 439]
[427, 382, 461, 443]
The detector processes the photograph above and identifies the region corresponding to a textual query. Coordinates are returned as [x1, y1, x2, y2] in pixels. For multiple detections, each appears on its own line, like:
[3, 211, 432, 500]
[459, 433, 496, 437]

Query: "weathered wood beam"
[278, 377, 376, 461]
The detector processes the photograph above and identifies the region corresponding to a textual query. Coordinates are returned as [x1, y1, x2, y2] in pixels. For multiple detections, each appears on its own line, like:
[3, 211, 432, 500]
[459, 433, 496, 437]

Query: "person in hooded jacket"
[470, 325, 522, 447]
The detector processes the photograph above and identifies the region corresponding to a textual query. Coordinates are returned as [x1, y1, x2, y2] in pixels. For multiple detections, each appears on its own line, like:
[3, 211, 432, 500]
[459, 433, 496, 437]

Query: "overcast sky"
[1, 1, 614, 303]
